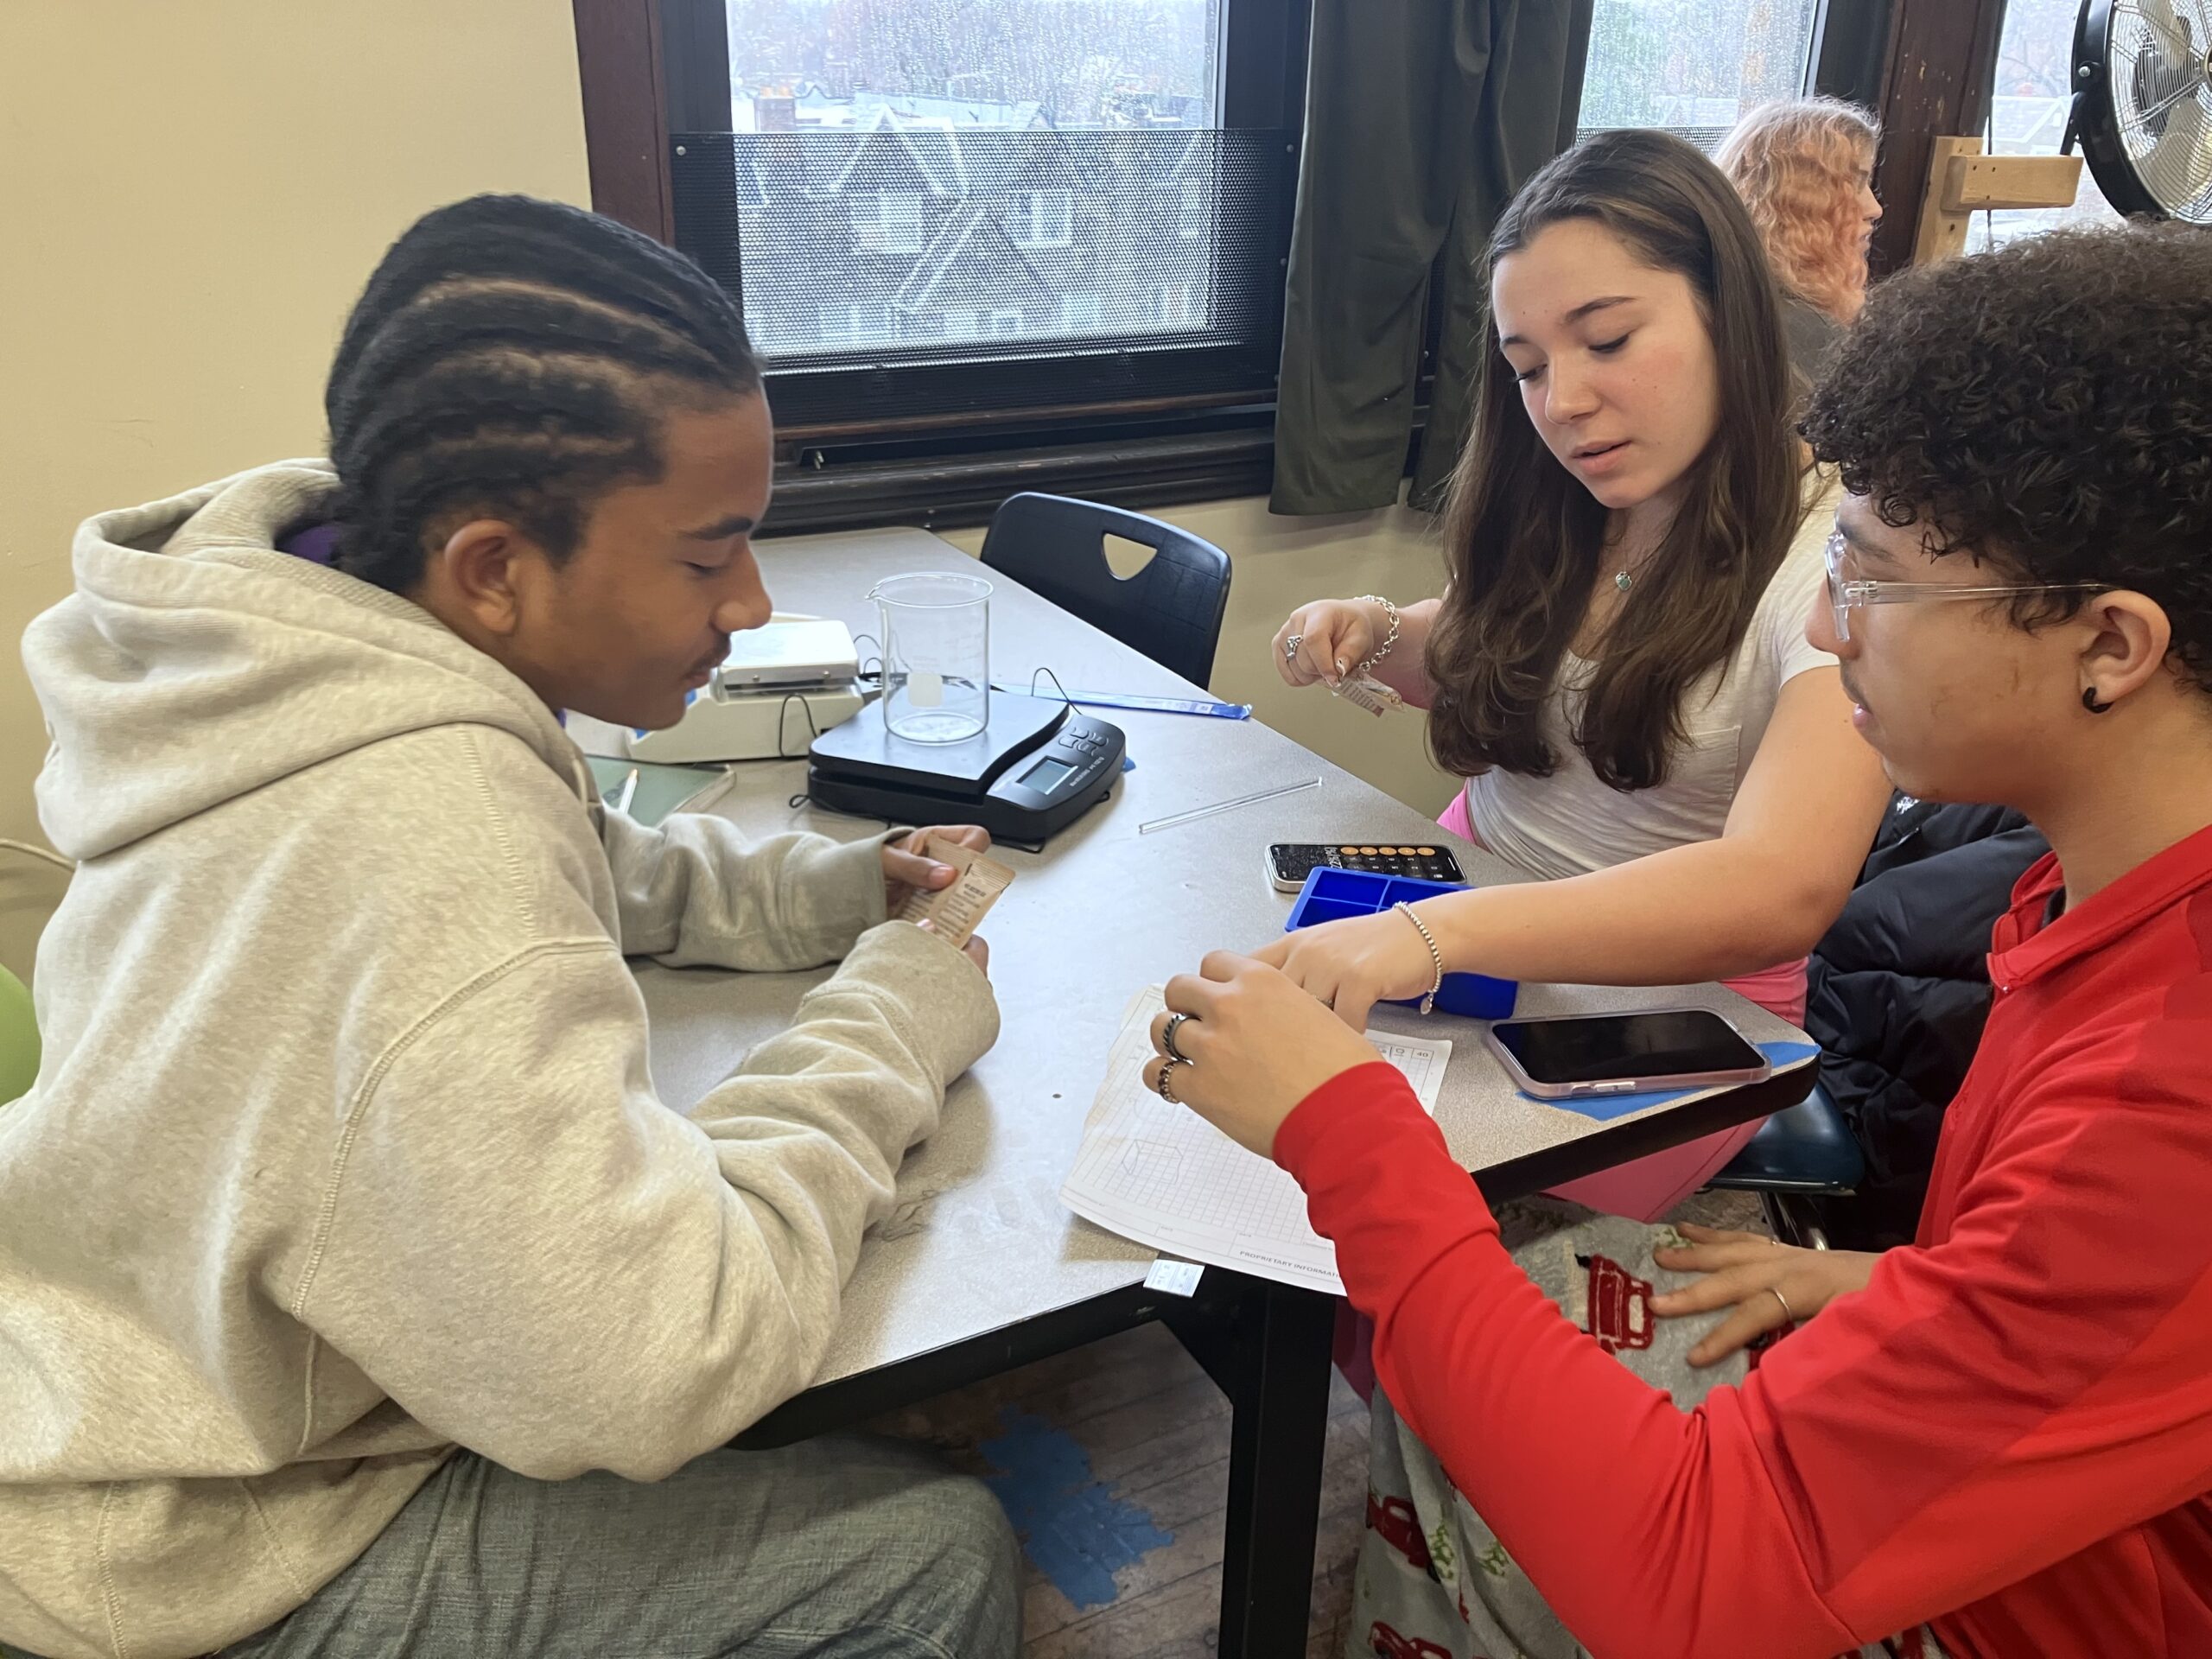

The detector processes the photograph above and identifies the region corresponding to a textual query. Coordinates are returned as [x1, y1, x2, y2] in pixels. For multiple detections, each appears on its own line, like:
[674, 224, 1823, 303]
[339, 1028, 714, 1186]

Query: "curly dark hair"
[1800, 220, 2212, 695]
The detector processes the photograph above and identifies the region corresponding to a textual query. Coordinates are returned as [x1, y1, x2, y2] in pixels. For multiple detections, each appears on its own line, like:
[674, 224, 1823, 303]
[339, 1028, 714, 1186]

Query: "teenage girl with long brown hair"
[1268, 130, 1889, 1220]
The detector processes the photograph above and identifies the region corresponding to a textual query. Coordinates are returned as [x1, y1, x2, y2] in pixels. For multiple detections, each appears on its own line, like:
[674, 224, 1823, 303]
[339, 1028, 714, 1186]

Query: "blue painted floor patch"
[978, 1405, 1174, 1610]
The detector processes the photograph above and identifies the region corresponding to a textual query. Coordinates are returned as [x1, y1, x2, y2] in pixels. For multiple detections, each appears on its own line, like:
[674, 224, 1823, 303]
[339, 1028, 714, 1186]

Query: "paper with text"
[895, 833, 1014, 948]
[1060, 987, 1450, 1296]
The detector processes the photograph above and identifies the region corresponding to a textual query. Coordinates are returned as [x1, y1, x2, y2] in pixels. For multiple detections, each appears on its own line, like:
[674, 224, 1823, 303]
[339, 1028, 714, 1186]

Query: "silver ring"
[1768, 1286, 1794, 1324]
[1282, 632, 1304, 661]
[1156, 1058, 1191, 1104]
[1161, 1012, 1192, 1065]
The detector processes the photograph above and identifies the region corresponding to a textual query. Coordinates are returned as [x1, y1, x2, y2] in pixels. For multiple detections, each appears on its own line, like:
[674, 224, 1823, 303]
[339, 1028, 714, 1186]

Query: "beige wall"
[0, 1, 593, 982]
[939, 497, 1460, 821]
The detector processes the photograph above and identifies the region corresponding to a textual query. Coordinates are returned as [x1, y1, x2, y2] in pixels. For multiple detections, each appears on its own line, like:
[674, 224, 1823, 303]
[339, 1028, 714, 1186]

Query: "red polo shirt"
[1278, 824, 2212, 1659]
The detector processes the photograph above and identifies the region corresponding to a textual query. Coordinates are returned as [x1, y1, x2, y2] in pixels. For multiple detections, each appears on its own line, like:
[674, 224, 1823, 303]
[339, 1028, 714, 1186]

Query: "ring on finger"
[1161, 1012, 1192, 1065]
[1768, 1285, 1794, 1324]
[1282, 632, 1304, 661]
[1155, 1057, 1192, 1104]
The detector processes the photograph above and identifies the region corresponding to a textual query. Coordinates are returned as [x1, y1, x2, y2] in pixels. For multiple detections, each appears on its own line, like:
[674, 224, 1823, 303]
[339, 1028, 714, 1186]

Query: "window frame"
[1859, 0, 2004, 278]
[574, 0, 1309, 530]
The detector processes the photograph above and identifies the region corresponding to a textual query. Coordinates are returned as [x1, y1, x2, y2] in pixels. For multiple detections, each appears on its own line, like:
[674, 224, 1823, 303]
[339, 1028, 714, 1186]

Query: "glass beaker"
[871, 571, 992, 743]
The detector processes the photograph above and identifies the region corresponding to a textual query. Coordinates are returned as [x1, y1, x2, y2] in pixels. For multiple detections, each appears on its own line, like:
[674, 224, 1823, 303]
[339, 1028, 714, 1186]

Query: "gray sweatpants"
[214, 1435, 1020, 1659]
[1347, 1201, 1942, 1659]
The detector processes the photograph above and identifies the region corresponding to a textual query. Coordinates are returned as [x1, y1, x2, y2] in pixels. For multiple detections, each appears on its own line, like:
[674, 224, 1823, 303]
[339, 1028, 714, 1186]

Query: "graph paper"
[1059, 987, 1451, 1296]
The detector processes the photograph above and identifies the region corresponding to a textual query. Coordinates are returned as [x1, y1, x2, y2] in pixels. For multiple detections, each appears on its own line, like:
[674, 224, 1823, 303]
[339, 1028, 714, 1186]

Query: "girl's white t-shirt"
[1461, 474, 1841, 882]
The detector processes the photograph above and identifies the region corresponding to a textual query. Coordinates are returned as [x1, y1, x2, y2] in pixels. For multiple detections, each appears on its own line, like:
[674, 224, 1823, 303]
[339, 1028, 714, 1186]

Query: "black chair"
[1707, 1083, 1866, 1249]
[978, 493, 1232, 688]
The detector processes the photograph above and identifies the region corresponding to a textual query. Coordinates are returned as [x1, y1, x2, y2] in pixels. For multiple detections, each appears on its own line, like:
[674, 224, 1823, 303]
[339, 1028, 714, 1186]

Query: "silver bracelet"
[1349, 594, 1401, 678]
[1393, 901, 1445, 1015]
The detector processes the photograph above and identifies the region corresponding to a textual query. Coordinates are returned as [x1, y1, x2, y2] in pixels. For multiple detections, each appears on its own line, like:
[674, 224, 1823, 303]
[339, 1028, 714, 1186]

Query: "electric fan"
[2069, 0, 2212, 220]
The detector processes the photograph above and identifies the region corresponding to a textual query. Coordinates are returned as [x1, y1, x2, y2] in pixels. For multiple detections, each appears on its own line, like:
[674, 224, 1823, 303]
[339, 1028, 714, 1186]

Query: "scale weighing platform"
[807, 693, 1126, 847]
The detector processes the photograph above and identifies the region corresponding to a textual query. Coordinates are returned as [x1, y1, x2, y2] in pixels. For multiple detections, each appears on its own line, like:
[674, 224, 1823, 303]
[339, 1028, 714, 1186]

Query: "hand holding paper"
[894, 830, 1015, 950]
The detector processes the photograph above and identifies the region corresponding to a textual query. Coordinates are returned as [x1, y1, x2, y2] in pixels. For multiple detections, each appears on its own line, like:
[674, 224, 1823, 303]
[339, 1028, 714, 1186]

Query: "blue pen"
[988, 683, 1251, 720]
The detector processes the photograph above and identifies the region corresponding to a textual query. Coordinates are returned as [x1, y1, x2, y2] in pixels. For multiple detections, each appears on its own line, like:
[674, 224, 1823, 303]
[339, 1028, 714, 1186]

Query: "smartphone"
[1484, 1008, 1770, 1100]
[1267, 842, 1465, 893]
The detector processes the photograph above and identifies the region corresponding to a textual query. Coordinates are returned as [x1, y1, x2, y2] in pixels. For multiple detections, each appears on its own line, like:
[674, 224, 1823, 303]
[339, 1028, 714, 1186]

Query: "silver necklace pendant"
[1614, 569, 1633, 593]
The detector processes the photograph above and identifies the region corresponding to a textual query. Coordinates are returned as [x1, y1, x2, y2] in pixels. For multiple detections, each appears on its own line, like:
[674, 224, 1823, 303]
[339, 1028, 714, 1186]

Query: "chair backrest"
[978, 493, 1232, 688]
[0, 965, 37, 1108]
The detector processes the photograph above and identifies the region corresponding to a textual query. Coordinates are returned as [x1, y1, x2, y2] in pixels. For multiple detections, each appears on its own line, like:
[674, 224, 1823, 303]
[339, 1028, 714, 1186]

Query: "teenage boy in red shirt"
[1149, 221, 2212, 1659]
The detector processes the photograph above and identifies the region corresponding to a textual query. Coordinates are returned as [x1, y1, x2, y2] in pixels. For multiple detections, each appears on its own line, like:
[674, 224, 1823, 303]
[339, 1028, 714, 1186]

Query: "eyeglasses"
[1822, 529, 2104, 642]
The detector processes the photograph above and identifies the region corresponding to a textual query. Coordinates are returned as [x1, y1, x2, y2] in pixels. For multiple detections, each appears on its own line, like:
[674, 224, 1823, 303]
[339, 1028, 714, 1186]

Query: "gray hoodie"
[2, 461, 999, 1659]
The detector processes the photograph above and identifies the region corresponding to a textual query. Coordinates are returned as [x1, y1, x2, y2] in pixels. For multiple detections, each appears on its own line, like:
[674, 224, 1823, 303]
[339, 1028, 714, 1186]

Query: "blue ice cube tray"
[1282, 867, 1519, 1020]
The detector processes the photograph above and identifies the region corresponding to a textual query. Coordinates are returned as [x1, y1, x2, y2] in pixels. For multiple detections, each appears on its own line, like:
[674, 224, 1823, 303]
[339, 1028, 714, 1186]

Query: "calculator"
[1267, 842, 1465, 893]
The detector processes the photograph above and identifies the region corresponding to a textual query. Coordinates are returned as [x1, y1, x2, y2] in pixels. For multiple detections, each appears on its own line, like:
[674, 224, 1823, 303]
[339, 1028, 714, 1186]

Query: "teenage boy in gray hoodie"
[2, 195, 1019, 1659]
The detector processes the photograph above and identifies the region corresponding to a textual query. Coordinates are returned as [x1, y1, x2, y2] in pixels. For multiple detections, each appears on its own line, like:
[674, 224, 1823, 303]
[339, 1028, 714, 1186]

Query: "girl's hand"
[1249, 907, 1440, 1033]
[1273, 598, 1386, 689]
[1651, 1224, 1880, 1366]
[882, 824, 988, 914]
[1139, 952, 1382, 1159]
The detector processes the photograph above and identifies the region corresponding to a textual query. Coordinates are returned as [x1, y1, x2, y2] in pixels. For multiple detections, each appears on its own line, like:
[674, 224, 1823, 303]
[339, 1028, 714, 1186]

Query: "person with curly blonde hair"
[1719, 97, 1882, 383]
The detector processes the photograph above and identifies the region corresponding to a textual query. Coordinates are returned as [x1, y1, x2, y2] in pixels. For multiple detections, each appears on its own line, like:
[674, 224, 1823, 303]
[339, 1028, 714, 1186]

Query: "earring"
[2082, 686, 2113, 715]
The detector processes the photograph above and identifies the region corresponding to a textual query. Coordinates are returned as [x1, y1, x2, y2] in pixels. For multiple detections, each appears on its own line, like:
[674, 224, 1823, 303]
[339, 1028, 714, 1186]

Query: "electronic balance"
[807, 693, 1125, 847]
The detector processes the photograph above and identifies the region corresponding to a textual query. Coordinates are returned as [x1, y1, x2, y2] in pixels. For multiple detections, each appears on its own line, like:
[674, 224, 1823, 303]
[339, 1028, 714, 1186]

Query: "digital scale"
[807, 693, 1126, 847]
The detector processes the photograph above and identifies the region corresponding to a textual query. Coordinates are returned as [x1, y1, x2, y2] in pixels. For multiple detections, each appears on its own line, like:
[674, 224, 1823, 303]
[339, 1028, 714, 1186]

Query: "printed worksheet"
[1059, 987, 1451, 1296]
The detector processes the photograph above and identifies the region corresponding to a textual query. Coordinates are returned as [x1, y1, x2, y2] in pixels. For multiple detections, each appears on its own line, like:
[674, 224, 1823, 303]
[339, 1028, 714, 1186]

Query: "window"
[1983, 0, 2122, 245]
[1014, 190, 1074, 248]
[851, 192, 925, 255]
[1179, 177, 1208, 238]
[816, 302, 893, 347]
[666, 1, 1304, 433]
[1579, 0, 1824, 150]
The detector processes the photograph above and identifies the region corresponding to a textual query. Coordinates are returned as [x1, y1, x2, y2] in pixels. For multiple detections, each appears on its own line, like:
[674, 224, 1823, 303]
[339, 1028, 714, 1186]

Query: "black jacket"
[1803, 795, 2050, 1249]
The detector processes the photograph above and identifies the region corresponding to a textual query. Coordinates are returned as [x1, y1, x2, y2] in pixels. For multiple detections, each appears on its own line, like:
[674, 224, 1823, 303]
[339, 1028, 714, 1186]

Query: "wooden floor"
[868, 1192, 1764, 1656]
[866, 1317, 1370, 1658]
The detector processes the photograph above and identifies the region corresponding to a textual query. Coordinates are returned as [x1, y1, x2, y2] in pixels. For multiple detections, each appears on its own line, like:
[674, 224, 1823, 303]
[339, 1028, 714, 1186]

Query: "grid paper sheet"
[1059, 987, 1450, 1296]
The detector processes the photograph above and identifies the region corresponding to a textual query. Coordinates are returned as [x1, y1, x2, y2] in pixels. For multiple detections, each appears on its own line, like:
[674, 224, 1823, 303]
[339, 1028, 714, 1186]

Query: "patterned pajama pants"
[1345, 1201, 1945, 1659]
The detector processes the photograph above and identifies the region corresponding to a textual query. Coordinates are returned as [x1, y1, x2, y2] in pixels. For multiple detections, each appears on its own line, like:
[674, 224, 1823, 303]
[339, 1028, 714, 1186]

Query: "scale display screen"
[1020, 755, 1077, 793]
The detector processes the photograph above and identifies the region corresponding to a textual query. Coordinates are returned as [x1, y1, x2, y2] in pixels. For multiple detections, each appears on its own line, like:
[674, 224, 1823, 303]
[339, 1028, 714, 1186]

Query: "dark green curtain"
[1271, 0, 1596, 515]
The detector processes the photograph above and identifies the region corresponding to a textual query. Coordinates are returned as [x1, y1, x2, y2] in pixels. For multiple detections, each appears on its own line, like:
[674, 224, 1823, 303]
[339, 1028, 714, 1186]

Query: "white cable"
[0, 838, 73, 872]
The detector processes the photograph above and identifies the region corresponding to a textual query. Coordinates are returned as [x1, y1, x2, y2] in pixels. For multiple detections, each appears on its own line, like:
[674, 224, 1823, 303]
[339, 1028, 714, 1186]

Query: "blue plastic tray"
[1282, 868, 1519, 1020]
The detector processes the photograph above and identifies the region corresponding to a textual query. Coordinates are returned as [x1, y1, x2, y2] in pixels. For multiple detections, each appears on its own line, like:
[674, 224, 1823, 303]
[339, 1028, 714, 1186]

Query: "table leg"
[1211, 1279, 1338, 1657]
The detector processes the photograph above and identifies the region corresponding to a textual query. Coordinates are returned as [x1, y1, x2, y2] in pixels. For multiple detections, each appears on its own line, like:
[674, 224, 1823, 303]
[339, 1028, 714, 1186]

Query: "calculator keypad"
[1331, 845, 1457, 880]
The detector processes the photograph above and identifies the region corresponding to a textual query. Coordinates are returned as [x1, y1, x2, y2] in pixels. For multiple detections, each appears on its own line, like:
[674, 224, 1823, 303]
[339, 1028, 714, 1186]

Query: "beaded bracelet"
[1393, 901, 1445, 1016]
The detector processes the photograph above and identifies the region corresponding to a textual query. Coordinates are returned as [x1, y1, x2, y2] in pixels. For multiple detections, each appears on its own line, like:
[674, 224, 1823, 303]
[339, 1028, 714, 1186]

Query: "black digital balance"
[806, 692, 1125, 847]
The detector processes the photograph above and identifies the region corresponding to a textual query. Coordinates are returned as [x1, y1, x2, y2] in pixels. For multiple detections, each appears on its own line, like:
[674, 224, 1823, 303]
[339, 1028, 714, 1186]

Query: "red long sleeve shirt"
[1277, 825, 2212, 1659]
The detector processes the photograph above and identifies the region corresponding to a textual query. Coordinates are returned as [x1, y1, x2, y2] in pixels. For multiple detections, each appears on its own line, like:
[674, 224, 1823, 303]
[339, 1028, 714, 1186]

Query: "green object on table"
[584, 757, 728, 829]
[0, 964, 38, 1107]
